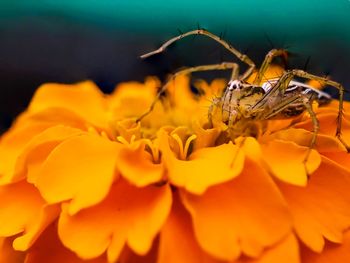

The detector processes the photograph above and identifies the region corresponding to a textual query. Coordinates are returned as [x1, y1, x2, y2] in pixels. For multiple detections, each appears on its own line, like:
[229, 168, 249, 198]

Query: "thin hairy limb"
[289, 69, 349, 152]
[260, 92, 320, 171]
[170, 62, 240, 81]
[253, 49, 288, 85]
[140, 29, 255, 80]
[301, 97, 320, 166]
[251, 72, 293, 111]
[208, 97, 221, 127]
[136, 62, 240, 123]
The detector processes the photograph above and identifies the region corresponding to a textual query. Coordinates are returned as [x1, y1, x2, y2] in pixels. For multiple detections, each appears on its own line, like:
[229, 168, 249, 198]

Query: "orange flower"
[0, 67, 350, 263]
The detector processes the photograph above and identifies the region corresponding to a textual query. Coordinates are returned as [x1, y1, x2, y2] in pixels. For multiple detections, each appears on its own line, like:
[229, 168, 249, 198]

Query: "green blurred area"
[0, 0, 349, 132]
[1, 0, 350, 39]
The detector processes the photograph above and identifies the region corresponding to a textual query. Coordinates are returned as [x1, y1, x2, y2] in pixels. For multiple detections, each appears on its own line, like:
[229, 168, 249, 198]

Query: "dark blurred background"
[1, 0, 350, 133]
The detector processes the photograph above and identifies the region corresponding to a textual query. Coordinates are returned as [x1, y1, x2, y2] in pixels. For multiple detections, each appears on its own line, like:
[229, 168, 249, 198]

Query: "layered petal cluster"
[1, 70, 350, 263]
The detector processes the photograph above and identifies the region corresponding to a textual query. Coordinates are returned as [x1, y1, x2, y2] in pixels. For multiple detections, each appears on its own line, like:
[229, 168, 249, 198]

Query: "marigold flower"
[0, 66, 350, 263]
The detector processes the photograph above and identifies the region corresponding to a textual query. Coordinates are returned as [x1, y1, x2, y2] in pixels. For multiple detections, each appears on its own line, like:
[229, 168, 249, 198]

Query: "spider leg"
[136, 62, 240, 123]
[140, 29, 255, 80]
[300, 96, 320, 166]
[169, 62, 240, 81]
[208, 97, 221, 127]
[253, 49, 288, 85]
[260, 92, 320, 173]
[255, 69, 349, 151]
[251, 71, 293, 111]
[288, 69, 349, 152]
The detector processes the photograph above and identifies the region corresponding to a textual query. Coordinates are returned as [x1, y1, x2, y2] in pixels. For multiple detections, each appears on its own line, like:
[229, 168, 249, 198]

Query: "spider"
[137, 29, 349, 159]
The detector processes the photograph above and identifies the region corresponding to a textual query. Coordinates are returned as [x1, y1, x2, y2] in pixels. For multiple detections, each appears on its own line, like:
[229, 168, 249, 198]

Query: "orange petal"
[301, 230, 350, 263]
[195, 78, 227, 102]
[158, 193, 224, 263]
[261, 140, 321, 186]
[166, 75, 196, 110]
[58, 180, 172, 262]
[322, 151, 350, 172]
[266, 128, 346, 153]
[234, 233, 300, 263]
[181, 159, 292, 261]
[116, 142, 164, 187]
[0, 181, 59, 251]
[312, 100, 350, 116]
[0, 181, 45, 237]
[0, 237, 25, 263]
[277, 157, 350, 252]
[109, 77, 159, 119]
[13, 125, 84, 183]
[265, 119, 295, 134]
[25, 222, 107, 263]
[160, 131, 245, 194]
[118, 239, 159, 263]
[36, 134, 120, 215]
[14, 107, 90, 131]
[13, 204, 60, 251]
[296, 113, 350, 143]
[108, 77, 172, 131]
[0, 123, 51, 184]
[28, 81, 108, 127]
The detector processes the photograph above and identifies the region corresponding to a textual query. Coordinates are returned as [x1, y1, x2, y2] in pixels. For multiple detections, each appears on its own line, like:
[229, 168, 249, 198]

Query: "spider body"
[210, 79, 332, 139]
[212, 80, 264, 123]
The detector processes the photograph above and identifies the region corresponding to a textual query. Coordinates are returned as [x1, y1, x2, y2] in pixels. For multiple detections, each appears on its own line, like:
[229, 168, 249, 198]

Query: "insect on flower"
[138, 29, 350, 161]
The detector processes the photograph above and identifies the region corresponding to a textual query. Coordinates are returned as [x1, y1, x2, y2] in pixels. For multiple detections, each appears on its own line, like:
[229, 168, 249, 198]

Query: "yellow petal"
[181, 159, 292, 261]
[114, 119, 141, 142]
[160, 131, 245, 194]
[261, 140, 321, 186]
[36, 134, 120, 215]
[116, 142, 164, 187]
[58, 180, 172, 262]
[192, 121, 221, 151]
[237, 137, 263, 163]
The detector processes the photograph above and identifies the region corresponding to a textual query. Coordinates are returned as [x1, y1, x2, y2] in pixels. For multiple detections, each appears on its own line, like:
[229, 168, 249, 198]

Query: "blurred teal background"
[0, 0, 349, 132]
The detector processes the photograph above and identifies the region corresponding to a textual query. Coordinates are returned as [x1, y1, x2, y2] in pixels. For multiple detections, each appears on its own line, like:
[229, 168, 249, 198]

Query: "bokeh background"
[1, 0, 350, 133]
